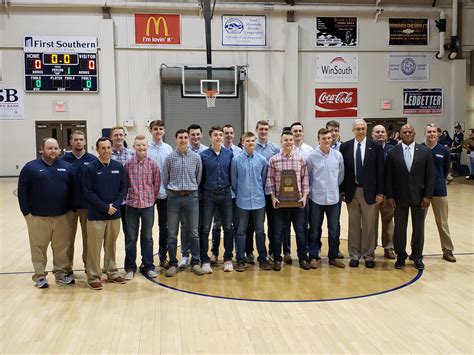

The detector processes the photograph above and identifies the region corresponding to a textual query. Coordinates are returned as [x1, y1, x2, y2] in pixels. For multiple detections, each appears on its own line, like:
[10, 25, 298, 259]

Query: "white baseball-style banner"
[316, 53, 358, 82]
[389, 53, 429, 81]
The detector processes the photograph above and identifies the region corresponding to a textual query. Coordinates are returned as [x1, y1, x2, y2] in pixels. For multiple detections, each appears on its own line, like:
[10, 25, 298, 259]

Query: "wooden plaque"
[276, 170, 303, 208]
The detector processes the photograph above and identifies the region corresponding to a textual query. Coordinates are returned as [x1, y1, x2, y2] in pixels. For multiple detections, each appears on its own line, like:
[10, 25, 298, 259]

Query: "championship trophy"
[275, 170, 303, 208]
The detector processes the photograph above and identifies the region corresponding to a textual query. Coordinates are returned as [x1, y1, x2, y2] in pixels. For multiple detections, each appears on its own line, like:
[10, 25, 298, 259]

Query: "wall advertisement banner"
[221, 15, 266, 46]
[316, 17, 358, 47]
[389, 54, 429, 81]
[389, 18, 428, 45]
[316, 53, 358, 82]
[135, 14, 181, 45]
[23, 36, 97, 53]
[0, 88, 24, 120]
[403, 88, 442, 115]
[315, 88, 358, 118]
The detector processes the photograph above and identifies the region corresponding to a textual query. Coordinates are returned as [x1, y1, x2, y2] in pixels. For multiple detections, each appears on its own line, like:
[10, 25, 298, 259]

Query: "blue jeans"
[211, 199, 238, 256]
[235, 207, 267, 263]
[200, 189, 234, 262]
[167, 191, 200, 267]
[125, 205, 155, 272]
[180, 196, 204, 257]
[308, 201, 340, 260]
[273, 207, 307, 262]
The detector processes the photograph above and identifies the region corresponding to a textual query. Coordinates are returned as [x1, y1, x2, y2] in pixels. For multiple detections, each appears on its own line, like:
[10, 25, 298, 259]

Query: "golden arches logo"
[145, 16, 169, 36]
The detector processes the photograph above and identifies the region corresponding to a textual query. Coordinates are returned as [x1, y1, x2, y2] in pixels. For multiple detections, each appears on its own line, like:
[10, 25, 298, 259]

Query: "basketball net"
[205, 90, 217, 108]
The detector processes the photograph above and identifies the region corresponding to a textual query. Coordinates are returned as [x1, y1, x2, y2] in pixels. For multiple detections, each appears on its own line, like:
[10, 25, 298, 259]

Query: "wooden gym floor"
[0, 177, 472, 354]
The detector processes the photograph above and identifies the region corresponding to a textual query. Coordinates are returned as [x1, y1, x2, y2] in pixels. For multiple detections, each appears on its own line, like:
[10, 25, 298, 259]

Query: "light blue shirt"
[147, 140, 173, 199]
[189, 143, 208, 154]
[307, 146, 344, 206]
[255, 140, 280, 161]
[231, 150, 268, 210]
[223, 143, 242, 155]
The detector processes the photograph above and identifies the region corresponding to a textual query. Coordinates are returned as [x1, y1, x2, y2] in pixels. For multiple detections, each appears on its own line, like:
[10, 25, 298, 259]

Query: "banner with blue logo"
[403, 88, 443, 115]
[222, 15, 266, 47]
[389, 54, 429, 81]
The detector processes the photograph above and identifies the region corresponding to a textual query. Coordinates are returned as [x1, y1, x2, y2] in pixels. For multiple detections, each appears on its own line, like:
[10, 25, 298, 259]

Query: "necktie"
[356, 142, 363, 184]
[404, 146, 412, 171]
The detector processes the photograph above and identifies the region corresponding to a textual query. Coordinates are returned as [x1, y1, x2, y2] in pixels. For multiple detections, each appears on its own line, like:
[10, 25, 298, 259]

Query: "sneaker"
[88, 281, 103, 290]
[210, 254, 218, 266]
[259, 260, 272, 270]
[58, 274, 75, 285]
[192, 265, 206, 276]
[110, 276, 126, 284]
[165, 266, 177, 277]
[234, 261, 245, 272]
[201, 263, 213, 274]
[35, 277, 49, 289]
[124, 270, 135, 280]
[245, 253, 255, 265]
[178, 257, 189, 270]
[309, 259, 321, 269]
[443, 251, 457, 263]
[146, 269, 158, 278]
[283, 253, 292, 264]
[223, 260, 234, 272]
[159, 259, 170, 269]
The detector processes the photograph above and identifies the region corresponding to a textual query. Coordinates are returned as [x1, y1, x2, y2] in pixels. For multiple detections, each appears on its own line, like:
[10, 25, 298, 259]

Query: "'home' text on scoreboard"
[23, 35, 98, 92]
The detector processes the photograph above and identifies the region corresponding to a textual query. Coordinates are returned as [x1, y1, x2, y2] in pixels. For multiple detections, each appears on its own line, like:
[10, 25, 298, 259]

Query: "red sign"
[315, 88, 358, 118]
[135, 14, 181, 45]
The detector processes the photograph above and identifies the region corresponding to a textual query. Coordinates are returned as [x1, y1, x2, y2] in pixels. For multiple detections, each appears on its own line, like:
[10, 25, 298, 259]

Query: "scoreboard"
[24, 35, 98, 92]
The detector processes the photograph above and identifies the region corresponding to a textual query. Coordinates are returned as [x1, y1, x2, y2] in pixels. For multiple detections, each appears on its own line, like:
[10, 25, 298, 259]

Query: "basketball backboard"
[181, 65, 238, 98]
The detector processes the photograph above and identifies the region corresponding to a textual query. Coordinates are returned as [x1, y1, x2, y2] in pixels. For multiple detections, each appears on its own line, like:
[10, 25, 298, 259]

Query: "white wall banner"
[389, 54, 429, 81]
[221, 15, 266, 47]
[316, 53, 358, 82]
[24, 35, 97, 53]
[0, 88, 24, 120]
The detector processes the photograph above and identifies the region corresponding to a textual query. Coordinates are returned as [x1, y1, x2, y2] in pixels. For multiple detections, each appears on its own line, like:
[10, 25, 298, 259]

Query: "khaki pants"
[426, 196, 454, 252]
[25, 213, 71, 282]
[374, 200, 394, 250]
[347, 187, 376, 261]
[86, 219, 121, 283]
[66, 209, 88, 272]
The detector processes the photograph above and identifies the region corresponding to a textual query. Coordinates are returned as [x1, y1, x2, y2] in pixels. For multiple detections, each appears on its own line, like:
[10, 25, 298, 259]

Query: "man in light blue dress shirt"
[307, 128, 345, 268]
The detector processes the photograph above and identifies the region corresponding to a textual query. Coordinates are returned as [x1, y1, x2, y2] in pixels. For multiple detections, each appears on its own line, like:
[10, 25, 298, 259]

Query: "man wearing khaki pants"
[83, 137, 127, 290]
[18, 138, 75, 288]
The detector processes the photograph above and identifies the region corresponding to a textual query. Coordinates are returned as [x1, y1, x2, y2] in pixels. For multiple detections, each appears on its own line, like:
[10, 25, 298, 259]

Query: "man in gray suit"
[385, 124, 435, 270]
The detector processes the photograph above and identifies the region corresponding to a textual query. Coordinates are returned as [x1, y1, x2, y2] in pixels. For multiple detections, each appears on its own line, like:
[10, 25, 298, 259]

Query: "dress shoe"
[443, 251, 457, 263]
[394, 258, 406, 269]
[159, 259, 170, 269]
[336, 251, 344, 259]
[329, 259, 345, 268]
[365, 260, 376, 268]
[349, 259, 359, 267]
[384, 249, 396, 259]
[284, 254, 293, 264]
[299, 259, 310, 270]
[413, 259, 425, 270]
[309, 259, 321, 269]
[273, 260, 282, 271]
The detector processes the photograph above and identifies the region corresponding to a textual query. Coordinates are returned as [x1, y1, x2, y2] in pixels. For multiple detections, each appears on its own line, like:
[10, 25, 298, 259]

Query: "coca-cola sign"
[315, 88, 358, 118]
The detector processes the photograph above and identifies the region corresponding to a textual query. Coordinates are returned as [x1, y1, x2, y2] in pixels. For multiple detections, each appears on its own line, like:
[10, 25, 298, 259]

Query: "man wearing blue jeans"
[231, 132, 271, 271]
[199, 126, 234, 273]
[124, 135, 161, 280]
[162, 129, 205, 277]
[307, 128, 345, 268]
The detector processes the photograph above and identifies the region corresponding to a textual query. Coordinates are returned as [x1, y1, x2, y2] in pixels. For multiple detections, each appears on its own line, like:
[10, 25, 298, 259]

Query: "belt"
[168, 190, 195, 196]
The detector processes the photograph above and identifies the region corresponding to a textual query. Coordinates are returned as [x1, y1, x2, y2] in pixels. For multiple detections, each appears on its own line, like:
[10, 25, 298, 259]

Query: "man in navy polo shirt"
[18, 138, 75, 288]
[83, 137, 127, 290]
[61, 130, 97, 273]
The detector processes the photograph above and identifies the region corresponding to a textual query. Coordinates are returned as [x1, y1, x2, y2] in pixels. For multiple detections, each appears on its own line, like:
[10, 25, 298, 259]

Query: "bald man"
[18, 138, 75, 288]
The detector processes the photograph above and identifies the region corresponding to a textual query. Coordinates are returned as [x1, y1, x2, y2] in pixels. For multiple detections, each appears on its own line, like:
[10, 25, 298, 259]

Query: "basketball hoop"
[205, 90, 217, 108]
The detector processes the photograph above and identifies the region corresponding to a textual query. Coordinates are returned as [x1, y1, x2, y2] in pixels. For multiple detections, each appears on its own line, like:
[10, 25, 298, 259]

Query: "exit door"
[35, 121, 87, 158]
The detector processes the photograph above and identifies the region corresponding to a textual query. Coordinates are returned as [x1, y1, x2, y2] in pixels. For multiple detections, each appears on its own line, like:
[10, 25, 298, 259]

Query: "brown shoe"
[329, 259, 345, 268]
[160, 259, 170, 269]
[273, 260, 282, 271]
[309, 259, 321, 269]
[88, 282, 103, 290]
[110, 276, 126, 284]
[283, 254, 292, 264]
[384, 249, 396, 259]
[443, 251, 457, 263]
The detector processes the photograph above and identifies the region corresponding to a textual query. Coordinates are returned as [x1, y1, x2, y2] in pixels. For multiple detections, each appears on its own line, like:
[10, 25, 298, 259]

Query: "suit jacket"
[339, 139, 384, 204]
[385, 143, 435, 206]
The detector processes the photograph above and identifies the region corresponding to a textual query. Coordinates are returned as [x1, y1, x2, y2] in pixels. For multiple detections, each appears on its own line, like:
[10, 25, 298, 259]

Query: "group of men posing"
[18, 118, 456, 290]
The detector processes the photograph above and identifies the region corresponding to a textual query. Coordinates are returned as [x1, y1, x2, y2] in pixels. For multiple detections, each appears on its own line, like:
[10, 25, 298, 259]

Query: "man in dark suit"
[340, 119, 384, 268]
[385, 124, 435, 270]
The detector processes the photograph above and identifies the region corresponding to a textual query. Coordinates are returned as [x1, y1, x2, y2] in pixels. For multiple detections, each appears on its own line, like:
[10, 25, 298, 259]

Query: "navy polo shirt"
[62, 152, 97, 209]
[423, 143, 450, 197]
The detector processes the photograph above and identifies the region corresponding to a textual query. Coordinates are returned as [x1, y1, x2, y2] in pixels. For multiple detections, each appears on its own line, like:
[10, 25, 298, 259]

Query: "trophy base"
[275, 201, 304, 209]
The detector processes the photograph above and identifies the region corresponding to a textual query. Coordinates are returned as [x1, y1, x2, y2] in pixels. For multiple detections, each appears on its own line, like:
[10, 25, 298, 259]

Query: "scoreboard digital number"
[24, 52, 98, 92]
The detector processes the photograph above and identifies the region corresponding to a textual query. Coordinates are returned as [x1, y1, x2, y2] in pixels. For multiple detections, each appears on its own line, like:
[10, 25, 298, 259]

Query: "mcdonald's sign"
[135, 14, 181, 45]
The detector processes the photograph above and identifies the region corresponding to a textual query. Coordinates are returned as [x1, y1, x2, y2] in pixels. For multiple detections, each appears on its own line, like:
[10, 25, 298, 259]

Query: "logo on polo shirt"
[435, 154, 443, 158]
[111, 170, 120, 174]
[57, 168, 66, 171]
